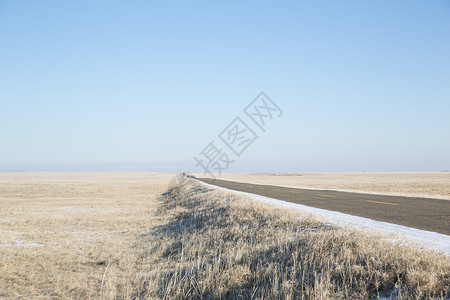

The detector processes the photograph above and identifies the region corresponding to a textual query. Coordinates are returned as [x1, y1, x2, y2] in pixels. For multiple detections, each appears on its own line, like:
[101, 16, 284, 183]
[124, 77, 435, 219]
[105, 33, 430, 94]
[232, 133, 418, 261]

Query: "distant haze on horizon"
[1, 1, 449, 172]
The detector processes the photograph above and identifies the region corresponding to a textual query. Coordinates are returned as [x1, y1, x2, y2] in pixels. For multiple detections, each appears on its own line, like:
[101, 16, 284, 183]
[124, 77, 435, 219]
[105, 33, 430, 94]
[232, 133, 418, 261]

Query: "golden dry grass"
[198, 172, 450, 200]
[0, 172, 173, 299]
[138, 178, 449, 299]
[0, 172, 448, 299]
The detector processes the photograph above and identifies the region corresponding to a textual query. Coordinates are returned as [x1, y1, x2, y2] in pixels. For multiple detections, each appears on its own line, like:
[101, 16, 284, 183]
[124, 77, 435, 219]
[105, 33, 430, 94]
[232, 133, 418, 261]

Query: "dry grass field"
[0, 172, 173, 299]
[141, 179, 449, 299]
[203, 172, 450, 200]
[0, 172, 449, 299]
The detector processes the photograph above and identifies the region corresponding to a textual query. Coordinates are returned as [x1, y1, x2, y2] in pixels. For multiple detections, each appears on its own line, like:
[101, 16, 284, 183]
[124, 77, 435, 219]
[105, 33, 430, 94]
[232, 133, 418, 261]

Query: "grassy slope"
[137, 179, 449, 299]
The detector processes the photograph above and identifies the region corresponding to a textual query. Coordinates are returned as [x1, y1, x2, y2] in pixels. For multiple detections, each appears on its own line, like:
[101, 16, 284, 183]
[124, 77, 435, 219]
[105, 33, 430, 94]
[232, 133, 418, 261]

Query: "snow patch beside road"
[198, 180, 450, 256]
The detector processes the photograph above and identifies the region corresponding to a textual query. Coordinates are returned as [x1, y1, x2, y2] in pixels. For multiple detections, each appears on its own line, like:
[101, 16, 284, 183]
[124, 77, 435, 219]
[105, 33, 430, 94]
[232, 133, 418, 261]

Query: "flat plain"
[0, 172, 448, 299]
[0, 172, 173, 298]
[199, 172, 450, 200]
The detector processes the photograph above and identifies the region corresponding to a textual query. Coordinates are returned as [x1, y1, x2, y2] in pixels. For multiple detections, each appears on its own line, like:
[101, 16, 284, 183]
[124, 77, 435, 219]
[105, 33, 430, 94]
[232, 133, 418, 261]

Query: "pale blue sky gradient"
[1, 1, 449, 172]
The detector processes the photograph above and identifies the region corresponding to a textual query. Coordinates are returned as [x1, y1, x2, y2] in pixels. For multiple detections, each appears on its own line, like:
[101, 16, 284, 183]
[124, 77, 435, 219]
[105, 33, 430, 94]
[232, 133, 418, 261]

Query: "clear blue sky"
[1, 1, 449, 172]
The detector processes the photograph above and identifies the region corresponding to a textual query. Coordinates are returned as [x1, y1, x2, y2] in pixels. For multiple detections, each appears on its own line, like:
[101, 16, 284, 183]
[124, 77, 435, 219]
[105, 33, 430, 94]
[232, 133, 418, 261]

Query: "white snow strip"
[196, 179, 450, 256]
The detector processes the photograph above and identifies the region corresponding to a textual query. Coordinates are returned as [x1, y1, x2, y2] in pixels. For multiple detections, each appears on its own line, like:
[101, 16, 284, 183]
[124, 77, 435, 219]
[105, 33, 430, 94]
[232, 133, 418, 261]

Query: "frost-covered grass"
[204, 182, 450, 256]
[0, 172, 172, 299]
[1, 173, 448, 299]
[138, 179, 449, 299]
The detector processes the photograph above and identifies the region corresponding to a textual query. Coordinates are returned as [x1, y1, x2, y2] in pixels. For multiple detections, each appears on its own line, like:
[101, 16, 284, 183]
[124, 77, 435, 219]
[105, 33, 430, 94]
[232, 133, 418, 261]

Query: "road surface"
[195, 177, 450, 235]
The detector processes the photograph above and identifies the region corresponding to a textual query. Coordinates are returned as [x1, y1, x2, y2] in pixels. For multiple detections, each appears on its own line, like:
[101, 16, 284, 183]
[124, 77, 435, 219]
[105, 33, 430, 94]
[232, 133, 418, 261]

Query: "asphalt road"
[195, 177, 450, 235]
